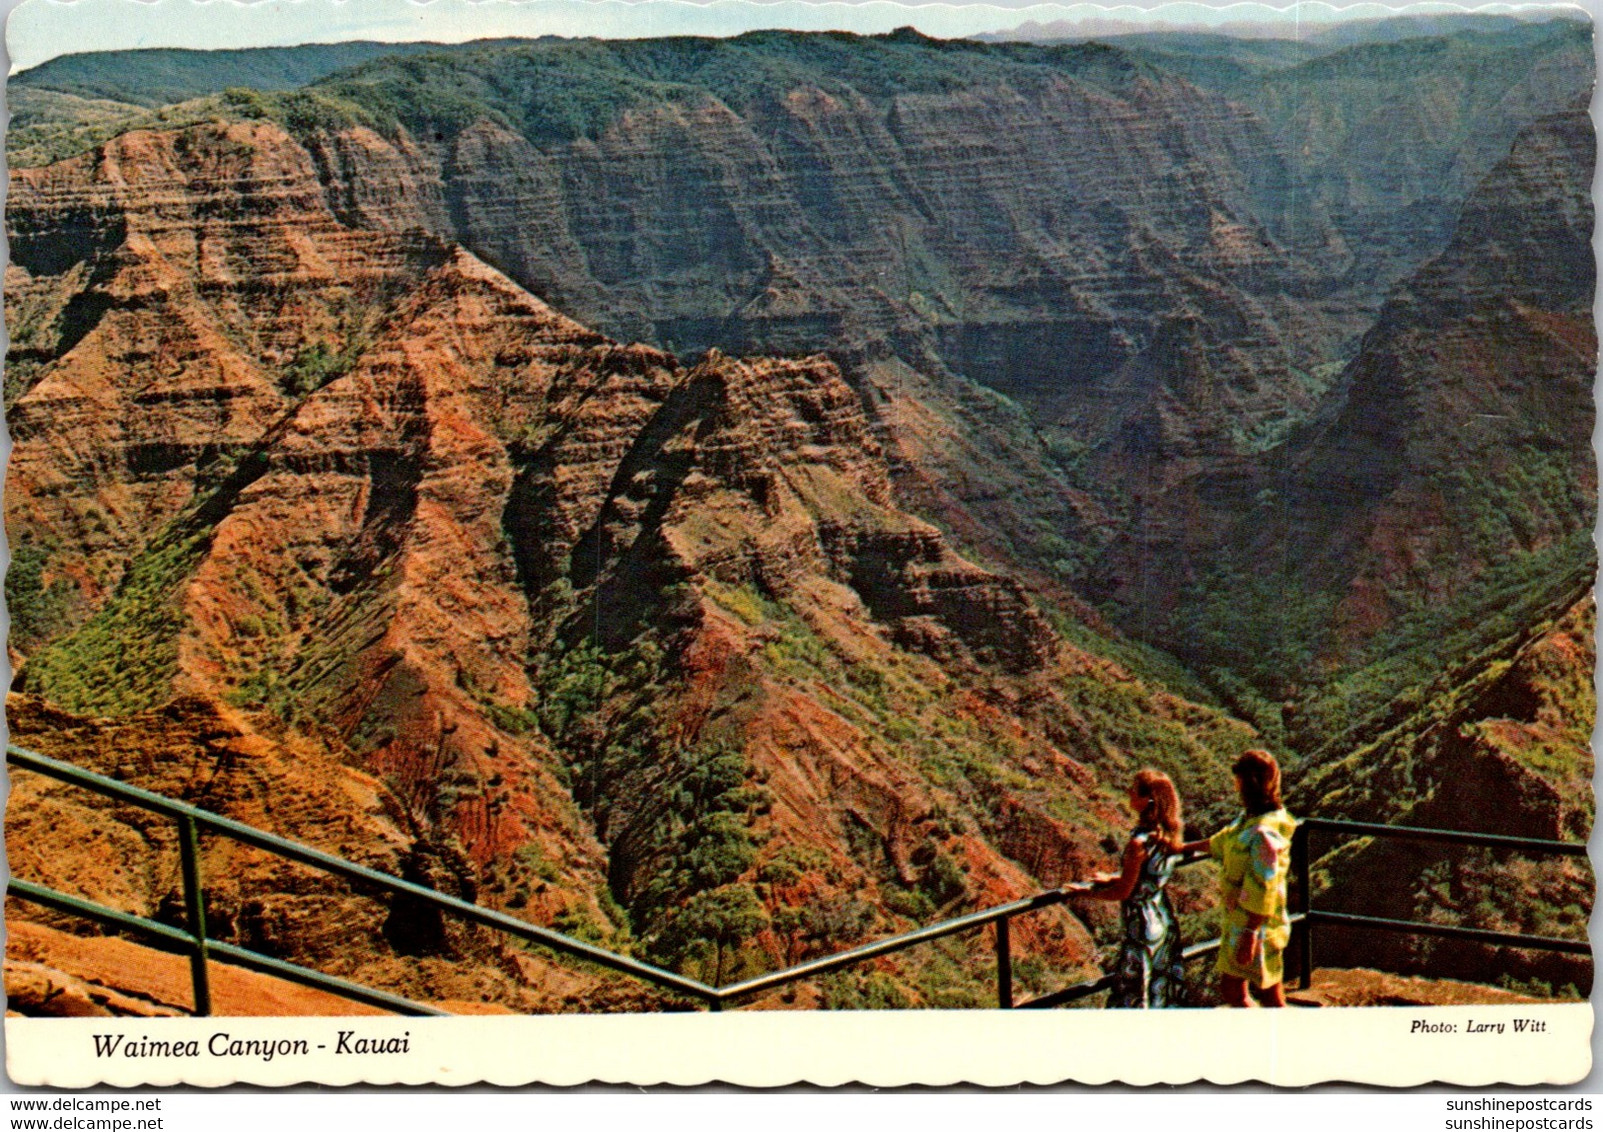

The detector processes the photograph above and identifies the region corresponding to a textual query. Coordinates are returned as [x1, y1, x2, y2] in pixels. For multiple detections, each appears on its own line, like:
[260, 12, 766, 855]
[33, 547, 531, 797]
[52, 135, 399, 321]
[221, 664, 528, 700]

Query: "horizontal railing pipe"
[713, 890, 1071, 1003]
[1308, 910, 1592, 957]
[715, 854, 1220, 1003]
[8, 746, 718, 1005]
[7, 878, 448, 1017]
[6, 746, 205, 822]
[1300, 817, 1587, 857]
[9, 878, 202, 954]
[1016, 974, 1115, 1009]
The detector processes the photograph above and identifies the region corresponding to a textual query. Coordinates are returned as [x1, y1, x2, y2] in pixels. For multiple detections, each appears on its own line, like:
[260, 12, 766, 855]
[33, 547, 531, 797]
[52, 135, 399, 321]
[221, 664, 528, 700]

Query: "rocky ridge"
[236, 28, 1594, 682]
[9, 26, 1591, 682]
[1097, 104, 1597, 720]
[245, 33, 1362, 495]
[1291, 595, 1595, 995]
[6, 116, 1256, 1010]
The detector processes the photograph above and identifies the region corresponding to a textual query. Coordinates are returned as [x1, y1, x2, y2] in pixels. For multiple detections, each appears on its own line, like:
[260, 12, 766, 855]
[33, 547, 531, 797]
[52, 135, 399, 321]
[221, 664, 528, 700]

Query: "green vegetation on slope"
[1293, 593, 1594, 995]
[4, 87, 383, 168]
[7, 87, 149, 168]
[531, 635, 773, 979]
[11, 41, 468, 108]
[5, 543, 79, 653]
[299, 30, 1166, 148]
[22, 525, 211, 716]
[16, 29, 1172, 160]
[1301, 534, 1594, 763]
[19, 449, 273, 714]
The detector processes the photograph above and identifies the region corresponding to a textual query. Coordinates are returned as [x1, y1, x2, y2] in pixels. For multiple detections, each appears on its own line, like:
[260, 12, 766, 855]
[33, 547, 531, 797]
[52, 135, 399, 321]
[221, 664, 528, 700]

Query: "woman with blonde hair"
[1075, 769, 1187, 1008]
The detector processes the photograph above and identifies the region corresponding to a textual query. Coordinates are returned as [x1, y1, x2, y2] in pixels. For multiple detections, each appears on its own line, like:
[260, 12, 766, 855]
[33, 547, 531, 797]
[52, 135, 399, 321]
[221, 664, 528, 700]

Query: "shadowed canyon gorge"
[3, 16, 1595, 1013]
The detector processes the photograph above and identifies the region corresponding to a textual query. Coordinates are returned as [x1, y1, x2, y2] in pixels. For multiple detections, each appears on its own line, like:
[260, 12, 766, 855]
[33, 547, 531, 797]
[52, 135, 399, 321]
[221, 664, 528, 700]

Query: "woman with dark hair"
[1183, 749, 1297, 1007]
[1075, 769, 1187, 1008]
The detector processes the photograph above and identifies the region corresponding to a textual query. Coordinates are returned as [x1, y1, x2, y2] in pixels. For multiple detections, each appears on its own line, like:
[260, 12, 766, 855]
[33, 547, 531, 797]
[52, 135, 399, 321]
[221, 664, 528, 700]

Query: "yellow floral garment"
[1208, 808, 1297, 987]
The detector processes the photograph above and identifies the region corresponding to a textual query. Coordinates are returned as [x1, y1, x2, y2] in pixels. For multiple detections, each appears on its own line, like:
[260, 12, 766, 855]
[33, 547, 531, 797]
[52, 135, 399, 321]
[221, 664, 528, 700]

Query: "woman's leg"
[1219, 974, 1252, 1007]
[1250, 946, 1287, 1006]
[1251, 981, 1287, 1008]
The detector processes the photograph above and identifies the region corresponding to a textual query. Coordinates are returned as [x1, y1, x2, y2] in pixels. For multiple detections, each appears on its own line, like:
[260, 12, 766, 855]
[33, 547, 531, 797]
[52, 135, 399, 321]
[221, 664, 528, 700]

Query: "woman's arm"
[1178, 837, 1211, 856]
[1086, 837, 1147, 902]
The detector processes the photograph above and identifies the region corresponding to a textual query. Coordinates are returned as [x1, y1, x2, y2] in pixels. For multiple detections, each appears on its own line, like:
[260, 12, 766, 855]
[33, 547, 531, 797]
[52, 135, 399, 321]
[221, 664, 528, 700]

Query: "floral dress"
[1208, 807, 1297, 988]
[1107, 829, 1185, 1008]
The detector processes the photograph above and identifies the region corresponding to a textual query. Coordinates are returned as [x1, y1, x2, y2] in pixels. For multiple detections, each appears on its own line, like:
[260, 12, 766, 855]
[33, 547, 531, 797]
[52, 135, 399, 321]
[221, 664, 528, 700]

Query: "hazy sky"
[6, 0, 1590, 72]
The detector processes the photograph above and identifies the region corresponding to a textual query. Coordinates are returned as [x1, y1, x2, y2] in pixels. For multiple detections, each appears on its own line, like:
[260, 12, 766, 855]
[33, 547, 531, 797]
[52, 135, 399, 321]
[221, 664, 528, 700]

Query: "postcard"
[1, 0, 1595, 1088]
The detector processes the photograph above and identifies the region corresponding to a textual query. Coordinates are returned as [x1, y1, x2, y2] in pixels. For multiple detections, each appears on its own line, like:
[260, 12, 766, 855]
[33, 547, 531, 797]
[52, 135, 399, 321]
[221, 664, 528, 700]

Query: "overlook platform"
[6, 743, 1589, 1017]
[4, 909, 1545, 1019]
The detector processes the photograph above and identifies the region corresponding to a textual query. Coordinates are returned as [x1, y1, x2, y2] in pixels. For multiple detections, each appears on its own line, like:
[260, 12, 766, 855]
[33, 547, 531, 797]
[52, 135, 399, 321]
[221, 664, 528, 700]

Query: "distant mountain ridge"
[11, 41, 496, 107]
[978, 11, 1582, 46]
[1120, 20, 1593, 295]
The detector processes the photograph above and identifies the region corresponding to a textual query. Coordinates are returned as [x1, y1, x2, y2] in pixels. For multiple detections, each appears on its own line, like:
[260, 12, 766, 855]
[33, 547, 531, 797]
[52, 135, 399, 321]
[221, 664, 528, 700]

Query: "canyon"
[4, 19, 1594, 1011]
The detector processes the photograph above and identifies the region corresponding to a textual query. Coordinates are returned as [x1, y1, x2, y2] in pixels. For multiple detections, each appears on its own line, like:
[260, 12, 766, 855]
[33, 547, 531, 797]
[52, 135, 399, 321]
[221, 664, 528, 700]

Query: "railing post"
[995, 917, 1013, 1009]
[1292, 821, 1312, 992]
[177, 814, 213, 1016]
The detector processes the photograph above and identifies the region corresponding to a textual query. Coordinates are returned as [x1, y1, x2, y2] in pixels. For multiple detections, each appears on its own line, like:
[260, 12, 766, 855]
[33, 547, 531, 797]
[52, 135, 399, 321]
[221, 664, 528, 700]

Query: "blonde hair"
[1133, 769, 1183, 851]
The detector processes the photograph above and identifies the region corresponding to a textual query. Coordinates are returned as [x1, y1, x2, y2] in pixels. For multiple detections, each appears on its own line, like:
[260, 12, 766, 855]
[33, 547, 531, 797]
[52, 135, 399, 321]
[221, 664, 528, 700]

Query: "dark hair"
[1133, 769, 1183, 851]
[1232, 749, 1282, 815]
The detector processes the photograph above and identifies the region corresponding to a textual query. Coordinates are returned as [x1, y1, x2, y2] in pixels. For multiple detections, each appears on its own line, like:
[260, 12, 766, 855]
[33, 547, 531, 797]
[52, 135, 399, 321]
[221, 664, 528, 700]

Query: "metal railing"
[7, 743, 1591, 1015]
[6, 745, 717, 1015]
[1289, 817, 1592, 990]
[5, 743, 1218, 1012]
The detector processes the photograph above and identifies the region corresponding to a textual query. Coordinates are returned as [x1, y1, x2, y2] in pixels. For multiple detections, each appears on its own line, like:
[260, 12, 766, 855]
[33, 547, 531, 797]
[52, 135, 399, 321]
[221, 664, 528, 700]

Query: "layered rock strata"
[7, 116, 1259, 1008]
